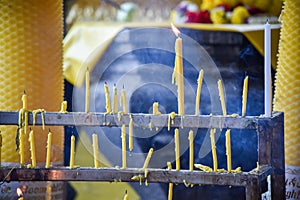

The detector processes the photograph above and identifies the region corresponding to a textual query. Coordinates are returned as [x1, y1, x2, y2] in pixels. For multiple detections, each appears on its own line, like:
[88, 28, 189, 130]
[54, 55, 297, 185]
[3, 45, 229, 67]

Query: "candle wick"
[114, 83, 116, 86]
[123, 84, 125, 89]
[23, 90, 26, 95]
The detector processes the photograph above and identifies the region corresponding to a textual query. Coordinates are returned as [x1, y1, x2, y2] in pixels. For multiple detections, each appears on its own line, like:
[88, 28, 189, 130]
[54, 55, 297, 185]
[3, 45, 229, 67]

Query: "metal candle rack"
[0, 111, 285, 200]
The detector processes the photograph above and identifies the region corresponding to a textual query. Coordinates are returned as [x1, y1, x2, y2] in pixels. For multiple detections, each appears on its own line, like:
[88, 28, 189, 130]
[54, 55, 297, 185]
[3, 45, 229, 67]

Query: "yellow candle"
[112, 84, 118, 114]
[242, 76, 249, 117]
[167, 162, 173, 200]
[152, 102, 161, 115]
[225, 129, 232, 172]
[60, 100, 67, 113]
[69, 135, 75, 168]
[28, 129, 36, 168]
[195, 69, 204, 115]
[19, 128, 25, 167]
[92, 133, 99, 168]
[104, 82, 111, 114]
[218, 80, 227, 116]
[120, 87, 128, 114]
[129, 114, 133, 152]
[188, 130, 194, 171]
[174, 128, 180, 170]
[171, 23, 184, 116]
[0, 131, 2, 167]
[142, 148, 154, 169]
[21, 91, 28, 135]
[121, 124, 127, 168]
[45, 130, 53, 168]
[22, 91, 27, 110]
[123, 190, 128, 200]
[85, 68, 90, 113]
[210, 128, 218, 172]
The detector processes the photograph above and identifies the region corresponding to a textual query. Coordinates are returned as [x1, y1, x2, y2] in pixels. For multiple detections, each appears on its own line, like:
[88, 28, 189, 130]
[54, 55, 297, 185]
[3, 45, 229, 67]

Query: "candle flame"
[17, 188, 23, 197]
[171, 23, 180, 37]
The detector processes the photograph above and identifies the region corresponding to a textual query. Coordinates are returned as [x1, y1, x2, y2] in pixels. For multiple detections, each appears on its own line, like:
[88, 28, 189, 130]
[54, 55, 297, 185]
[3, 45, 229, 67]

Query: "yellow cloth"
[63, 23, 280, 86]
[63, 22, 123, 86]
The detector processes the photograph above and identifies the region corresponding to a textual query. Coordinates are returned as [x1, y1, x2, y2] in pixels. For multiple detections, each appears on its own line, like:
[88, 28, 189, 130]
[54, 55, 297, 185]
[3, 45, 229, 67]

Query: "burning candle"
[242, 76, 249, 117]
[129, 114, 133, 152]
[69, 135, 75, 168]
[171, 23, 184, 116]
[112, 84, 118, 114]
[45, 130, 53, 168]
[188, 130, 194, 171]
[142, 148, 154, 169]
[225, 129, 232, 172]
[210, 128, 218, 172]
[60, 100, 67, 113]
[85, 68, 90, 113]
[218, 80, 227, 116]
[104, 82, 111, 114]
[120, 86, 128, 114]
[92, 133, 99, 168]
[121, 124, 127, 168]
[167, 162, 173, 200]
[19, 128, 25, 167]
[195, 69, 204, 115]
[28, 129, 36, 168]
[264, 20, 272, 117]
[174, 128, 180, 170]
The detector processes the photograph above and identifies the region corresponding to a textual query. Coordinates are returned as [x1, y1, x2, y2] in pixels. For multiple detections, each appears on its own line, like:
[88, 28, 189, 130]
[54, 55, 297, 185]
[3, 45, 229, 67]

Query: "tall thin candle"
[188, 130, 194, 171]
[167, 162, 173, 200]
[195, 69, 204, 115]
[264, 20, 272, 117]
[210, 128, 218, 172]
[174, 128, 180, 170]
[45, 130, 53, 168]
[19, 128, 25, 167]
[142, 148, 154, 169]
[112, 84, 118, 114]
[69, 135, 75, 168]
[129, 115, 133, 152]
[104, 82, 111, 114]
[242, 76, 249, 117]
[218, 80, 227, 116]
[85, 68, 90, 113]
[171, 23, 184, 116]
[225, 129, 232, 172]
[121, 124, 127, 168]
[92, 133, 99, 168]
[120, 86, 128, 114]
[28, 129, 36, 168]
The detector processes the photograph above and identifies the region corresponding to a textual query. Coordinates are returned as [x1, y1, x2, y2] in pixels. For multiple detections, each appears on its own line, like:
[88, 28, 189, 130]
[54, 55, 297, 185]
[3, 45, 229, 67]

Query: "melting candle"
[171, 23, 184, 116]
[60, 101, 68, 113]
